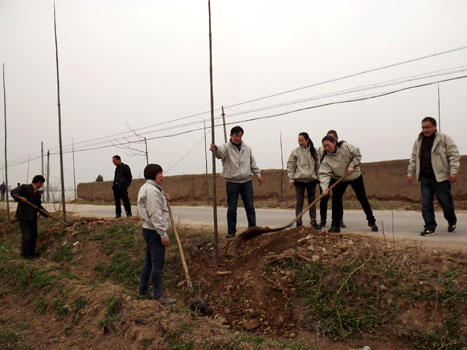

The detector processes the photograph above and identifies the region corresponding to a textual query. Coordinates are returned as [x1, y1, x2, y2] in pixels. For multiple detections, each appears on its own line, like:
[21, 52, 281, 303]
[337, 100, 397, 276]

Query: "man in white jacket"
[137, 164, 176, 304]
[408, 117, 460, 236]
[210, 126, 263, 238]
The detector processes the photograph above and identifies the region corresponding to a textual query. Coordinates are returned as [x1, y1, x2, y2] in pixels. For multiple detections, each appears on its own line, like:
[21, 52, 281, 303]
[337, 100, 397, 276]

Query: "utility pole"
[72, 139, 76, 200]
[208, 0, 218, 267]
[203, 118, 209, 205]
[144, 137, 148, 165]
[2, 63, 10, 222]
[54, 2, 67, 222]
[221, 106, 227, 143]
[280, 131, 288, 206]
[46, 150, 50, 202]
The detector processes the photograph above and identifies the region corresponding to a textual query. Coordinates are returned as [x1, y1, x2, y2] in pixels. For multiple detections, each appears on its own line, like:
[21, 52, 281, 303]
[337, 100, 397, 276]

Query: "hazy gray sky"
[1, 0, 467, 189]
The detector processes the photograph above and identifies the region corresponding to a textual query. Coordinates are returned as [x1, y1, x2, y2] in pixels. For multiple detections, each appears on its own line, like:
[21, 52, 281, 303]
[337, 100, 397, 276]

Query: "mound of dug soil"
[0, 214, 466, 350]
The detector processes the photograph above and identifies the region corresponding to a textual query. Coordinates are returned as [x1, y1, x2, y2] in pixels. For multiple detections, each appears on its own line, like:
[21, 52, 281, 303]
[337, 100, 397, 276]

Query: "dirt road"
[3, 202, 466, 250]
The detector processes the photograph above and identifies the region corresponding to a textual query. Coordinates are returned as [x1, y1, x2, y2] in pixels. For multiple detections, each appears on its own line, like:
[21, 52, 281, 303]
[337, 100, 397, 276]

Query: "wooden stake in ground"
[2, 63, 10, 222]
[208, 0, 219, 267]
[53, 2, 67, 223]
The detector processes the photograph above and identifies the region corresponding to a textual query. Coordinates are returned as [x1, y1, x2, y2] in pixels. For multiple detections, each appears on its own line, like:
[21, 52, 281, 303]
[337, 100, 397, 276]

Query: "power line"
[8, 46, 466, 161]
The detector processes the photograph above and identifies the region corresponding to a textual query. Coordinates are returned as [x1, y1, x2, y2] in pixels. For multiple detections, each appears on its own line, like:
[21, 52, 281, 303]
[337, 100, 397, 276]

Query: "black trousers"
[19, 219, 38, 258]
[421, 177, 456, 231]
[294, 181, 317, 226]
[113, 187, 132, 216]
[330, 175, 375, 227]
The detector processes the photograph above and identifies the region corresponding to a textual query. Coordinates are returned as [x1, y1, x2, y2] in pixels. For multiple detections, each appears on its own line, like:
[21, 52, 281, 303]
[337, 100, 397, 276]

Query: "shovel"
[12, 194, 68, 226]
[238, 173, 347, 241]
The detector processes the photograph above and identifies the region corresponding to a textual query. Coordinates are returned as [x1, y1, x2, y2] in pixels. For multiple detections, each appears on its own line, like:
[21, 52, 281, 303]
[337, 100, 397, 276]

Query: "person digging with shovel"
[319, 135, 378, 233]
[11, 175, 49, 259]
[137, 163, 176, 305]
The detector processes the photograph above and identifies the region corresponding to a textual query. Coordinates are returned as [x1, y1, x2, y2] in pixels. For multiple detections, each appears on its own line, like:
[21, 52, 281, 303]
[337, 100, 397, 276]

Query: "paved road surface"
[3, 202, 466, 250]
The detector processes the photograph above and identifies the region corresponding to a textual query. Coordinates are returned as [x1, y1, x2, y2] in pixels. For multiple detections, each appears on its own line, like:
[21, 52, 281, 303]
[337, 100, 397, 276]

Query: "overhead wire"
[8, 45, 466, 160]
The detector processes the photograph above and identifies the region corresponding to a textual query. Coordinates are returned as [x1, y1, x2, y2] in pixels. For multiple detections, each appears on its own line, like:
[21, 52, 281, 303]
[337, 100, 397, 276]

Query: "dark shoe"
[226, 232, 236, 239]
[448, 224, 456, 233]
[33, 252, 41, 258]
[339, 219, 346, 228]
[126, 212, 132, 217]
[296, 222, 303, 228]
[115, 214, 121, 218]
[157, 295, 177, 305]
[370, 224, 378, 232]
[420, 229, 436, 237]
[327, 226, 340, 233]
[311, 222, 321, 230]
[319, 220, 326, 228]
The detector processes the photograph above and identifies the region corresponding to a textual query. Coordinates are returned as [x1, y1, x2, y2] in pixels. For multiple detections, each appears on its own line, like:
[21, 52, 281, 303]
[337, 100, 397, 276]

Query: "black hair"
[320, 135, 345, 162]
[298, 132, 317, 163]
[326, 129, 338, 139]
[230, 126, 244, 136]
[113, 155, 121, 161]
[422, 117, 437, 126]
[144, 164, 163, 180]
[32, 175, 46, 184]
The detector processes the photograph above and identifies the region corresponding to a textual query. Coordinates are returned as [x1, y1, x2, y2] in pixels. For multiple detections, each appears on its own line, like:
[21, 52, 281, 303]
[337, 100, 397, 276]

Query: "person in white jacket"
[319, 135, 378, 233]
[210, 126, 263, 238]
[407, 117, 460, 236]
[287, 132, 320, 229]
[137, 164, 176, 305]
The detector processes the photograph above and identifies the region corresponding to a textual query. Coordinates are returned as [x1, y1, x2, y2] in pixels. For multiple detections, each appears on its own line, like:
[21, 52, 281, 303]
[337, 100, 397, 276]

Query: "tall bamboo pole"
[72, 139, 76, 200]
[438, 83, 441, 132]
[2, 63, 10, 222]
[41, 141, 44, 176]
[26, 156, 30, 183]
[221, 106, 227, 143]
[208, 0, 219, 267]
[54, 2, 67, 222]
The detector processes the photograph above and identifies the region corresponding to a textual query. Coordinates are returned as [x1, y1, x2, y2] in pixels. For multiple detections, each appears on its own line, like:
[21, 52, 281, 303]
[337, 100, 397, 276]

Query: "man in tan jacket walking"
[408, 117, 460, 236]
[210, 126, 262, 238]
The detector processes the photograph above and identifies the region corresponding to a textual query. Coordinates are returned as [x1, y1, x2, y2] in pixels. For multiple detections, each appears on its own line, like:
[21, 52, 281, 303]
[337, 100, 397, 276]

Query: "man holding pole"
[210, 126, 262, 238]
[11, 175, 48, 259]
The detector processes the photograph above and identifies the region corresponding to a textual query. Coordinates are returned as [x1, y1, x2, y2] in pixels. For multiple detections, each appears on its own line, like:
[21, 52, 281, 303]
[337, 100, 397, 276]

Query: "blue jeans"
[226, 180, 256, 235]
[138, 228, 165, 299]
[421, 177, 456, 231]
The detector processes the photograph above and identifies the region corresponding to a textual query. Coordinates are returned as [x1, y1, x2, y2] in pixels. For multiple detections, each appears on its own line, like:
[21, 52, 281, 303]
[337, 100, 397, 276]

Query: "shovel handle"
[287, 173, 347, 228]
[12, 194, 68, 226]
[167, 202, 194, 292]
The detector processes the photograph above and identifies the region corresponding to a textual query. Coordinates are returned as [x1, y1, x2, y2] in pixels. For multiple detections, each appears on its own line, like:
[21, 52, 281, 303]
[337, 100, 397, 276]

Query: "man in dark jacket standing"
[11, 175, 48, 259]
[112, 155, 133, 218]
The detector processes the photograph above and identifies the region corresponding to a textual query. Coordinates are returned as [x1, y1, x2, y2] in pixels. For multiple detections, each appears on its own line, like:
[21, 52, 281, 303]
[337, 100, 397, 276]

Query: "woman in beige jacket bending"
[319, 135, 378, 233]
[287, 132, 320, 229]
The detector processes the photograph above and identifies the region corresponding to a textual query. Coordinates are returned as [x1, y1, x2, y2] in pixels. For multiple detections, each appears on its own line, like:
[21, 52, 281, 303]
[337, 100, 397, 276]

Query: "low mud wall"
[77, 156, 467, 204]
